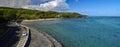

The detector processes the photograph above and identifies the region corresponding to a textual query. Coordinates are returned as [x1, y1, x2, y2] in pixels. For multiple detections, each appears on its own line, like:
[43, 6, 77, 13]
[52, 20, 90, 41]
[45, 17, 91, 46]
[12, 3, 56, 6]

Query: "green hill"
[0, 7, 86, 22]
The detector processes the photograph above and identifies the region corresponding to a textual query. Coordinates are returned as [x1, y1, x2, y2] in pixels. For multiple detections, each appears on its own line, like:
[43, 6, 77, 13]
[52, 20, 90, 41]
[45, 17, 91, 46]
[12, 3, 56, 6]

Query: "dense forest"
[0, 7, 86, 23]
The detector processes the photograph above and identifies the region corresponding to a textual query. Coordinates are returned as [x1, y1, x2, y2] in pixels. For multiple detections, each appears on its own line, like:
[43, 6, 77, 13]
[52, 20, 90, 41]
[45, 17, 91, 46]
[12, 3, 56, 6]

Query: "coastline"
[23, 18, 61, 22]
[22, 18, 63, 47]
[28, 27, 62, 47]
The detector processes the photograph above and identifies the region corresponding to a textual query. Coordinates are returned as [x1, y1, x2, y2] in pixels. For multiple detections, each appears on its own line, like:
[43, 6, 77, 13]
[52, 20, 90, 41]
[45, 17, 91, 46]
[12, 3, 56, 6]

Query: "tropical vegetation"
[0, 7, 86, 23]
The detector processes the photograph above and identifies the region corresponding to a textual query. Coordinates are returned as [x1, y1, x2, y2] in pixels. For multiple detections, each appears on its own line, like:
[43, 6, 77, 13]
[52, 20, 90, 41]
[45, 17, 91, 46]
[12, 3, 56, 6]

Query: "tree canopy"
[0, 7, 86, 22]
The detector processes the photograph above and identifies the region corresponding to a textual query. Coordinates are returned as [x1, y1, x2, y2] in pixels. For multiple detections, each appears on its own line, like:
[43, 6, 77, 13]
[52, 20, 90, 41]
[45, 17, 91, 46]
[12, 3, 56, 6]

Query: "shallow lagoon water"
[24, 17, 120, 47]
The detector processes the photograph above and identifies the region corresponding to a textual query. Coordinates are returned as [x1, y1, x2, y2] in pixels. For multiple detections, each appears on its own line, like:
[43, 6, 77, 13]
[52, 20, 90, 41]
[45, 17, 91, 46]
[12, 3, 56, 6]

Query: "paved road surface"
[29, 28, 53, 47]
[29, 28, 62, 47]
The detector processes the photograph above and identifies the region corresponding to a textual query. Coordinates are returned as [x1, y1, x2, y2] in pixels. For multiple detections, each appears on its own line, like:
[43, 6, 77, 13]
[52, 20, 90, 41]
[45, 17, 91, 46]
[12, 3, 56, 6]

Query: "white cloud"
[0, 0, 69, 11]
[22, 0, 69, 11]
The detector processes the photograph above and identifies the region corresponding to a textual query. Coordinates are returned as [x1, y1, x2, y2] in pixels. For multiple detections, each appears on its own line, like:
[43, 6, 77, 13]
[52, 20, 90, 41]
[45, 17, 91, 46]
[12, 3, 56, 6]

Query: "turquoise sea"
[24, 16, 120, 47]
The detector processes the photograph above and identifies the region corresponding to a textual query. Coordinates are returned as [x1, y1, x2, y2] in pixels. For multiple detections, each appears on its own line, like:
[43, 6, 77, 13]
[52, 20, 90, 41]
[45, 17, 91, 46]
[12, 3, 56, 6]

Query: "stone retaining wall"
[17, 24, 30, 47]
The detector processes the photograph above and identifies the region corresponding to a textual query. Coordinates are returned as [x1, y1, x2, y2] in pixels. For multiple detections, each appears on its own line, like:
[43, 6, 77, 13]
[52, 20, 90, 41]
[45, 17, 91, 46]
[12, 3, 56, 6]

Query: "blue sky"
[1, 0, 119, 16]
[66, 0, 120, 16]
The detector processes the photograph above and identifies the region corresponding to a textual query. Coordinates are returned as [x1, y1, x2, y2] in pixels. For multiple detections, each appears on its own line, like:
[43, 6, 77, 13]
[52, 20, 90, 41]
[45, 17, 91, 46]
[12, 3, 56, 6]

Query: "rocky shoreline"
[29, 28, 62, 47]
